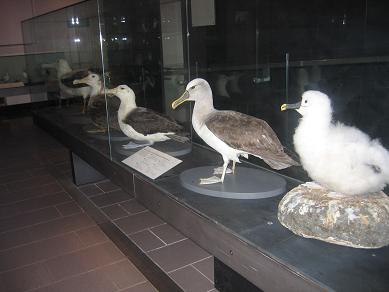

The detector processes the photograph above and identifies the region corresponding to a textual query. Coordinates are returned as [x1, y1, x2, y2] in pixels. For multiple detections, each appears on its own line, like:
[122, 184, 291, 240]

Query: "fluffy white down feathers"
[284, 90, 389, 195]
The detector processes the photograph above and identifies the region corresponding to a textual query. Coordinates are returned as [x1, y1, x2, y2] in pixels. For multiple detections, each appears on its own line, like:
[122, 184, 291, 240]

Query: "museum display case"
[22, 0, 113, 154]
[0, 53, 58, 106]
[29, 0, 389, 291]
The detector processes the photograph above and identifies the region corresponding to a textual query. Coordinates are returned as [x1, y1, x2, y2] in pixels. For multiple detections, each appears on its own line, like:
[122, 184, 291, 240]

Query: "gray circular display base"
[180, 166, 286, 199]
[88, 132, 129, 142]
[82, 124, 128, 141]
[115, 140, 192, 157]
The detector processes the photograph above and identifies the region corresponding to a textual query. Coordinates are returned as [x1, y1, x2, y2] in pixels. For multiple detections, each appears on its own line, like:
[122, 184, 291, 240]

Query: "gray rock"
[278, 182, 389, 248]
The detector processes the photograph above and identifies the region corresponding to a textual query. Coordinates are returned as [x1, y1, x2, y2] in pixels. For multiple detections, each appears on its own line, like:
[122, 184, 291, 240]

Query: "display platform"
[81, 124, 129, 141]
[114, 140, 192, 157]
[87, 131, 129, 142]
[34, 108, 389, 292]
[180, 166, 286, 199]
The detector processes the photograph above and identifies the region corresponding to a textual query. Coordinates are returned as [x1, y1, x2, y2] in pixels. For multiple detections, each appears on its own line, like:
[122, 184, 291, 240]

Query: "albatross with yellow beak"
[172, 78, 298, 184]
[106, 85, 188, 149]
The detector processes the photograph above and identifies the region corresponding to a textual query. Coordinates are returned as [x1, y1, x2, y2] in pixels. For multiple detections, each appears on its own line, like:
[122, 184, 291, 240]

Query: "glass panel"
[186, 0, 389, 181]
[22, 0, 110, 155]
[99, 0, 191, 161]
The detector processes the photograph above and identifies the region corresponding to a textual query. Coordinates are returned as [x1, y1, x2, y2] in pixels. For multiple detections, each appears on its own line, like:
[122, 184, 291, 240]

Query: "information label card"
[121, 146, 182, 179]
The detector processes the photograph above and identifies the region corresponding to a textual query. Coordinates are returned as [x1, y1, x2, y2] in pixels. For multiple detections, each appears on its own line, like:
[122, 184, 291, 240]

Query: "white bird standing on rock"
[172, 78, 298, 184]
[281, 90, 389, 195]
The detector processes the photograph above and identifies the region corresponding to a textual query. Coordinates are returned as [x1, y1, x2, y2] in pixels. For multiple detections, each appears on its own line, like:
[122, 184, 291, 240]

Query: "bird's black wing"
[87, 94, 121, 130]
[122, 107, 183, 135]
[61, 70, 90, 88]
[205, 111, 298, 169]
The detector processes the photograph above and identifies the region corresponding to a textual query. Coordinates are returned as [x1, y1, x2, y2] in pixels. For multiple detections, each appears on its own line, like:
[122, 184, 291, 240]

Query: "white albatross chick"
[172, 78, 298, 185]
[281, 90, 389, 195]
[106, 85, 186, 149]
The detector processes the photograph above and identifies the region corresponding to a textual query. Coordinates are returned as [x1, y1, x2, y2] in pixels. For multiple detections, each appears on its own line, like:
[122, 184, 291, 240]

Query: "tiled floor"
[0, 117, 155, 292]
[76, 174, 216, 292]
[0, 117, 217, 292]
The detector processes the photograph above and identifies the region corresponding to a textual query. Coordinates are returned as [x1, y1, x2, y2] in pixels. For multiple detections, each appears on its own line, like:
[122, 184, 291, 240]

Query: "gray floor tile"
[169, 265, 214, 292]
[122, 281, 157, 292]
[97, 180, 120, 193]
[148, 239, 210, 272]
[151, 223, 186, 244]
[30, 212, 95, 239]
[76, 225, 108, 246]
[6, 174, 56, 192]
[193, 257, 214, 283]
[0, 207, 60, 233]
[0, 262, 54, 292]
[90, 189, 132, 207]
[79, 184, 104, 197]
[0, 192, 71, 219]
[98, 259, 147, 289]
[115, 211, 164, 235]
[120, 200, 147, 214]
[0, 172, 31, 184]
[0, 182, 62, 205]
[55, 201, 82, 216]
[32, 268, 118, 292]
[0, 232, 84, 272]
[0, 185, 9, 196]
[129, 230, 166, 252]
[102, 204, 129, 220]
[0, 212, 95, 250]
[43, 242, 124, 281]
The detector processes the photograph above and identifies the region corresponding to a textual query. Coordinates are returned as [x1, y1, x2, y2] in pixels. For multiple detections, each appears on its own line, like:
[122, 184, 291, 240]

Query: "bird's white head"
[54, 59, 72, 75]
[105, 85, 136, 104]
[281, 90, 332, 117]
[171, 78, 212, 109]
[73, 73, 101, 88]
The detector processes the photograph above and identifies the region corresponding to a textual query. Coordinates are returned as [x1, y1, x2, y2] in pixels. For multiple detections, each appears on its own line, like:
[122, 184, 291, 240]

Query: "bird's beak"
[104, 88, 117, 95]
[281, 101, 301, 111]
[73, 76, 88, 85]
[171, 90, 189, 109]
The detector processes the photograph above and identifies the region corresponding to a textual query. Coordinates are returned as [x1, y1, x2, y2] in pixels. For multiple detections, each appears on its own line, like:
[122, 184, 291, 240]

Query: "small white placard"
[121, 146, 182, 179]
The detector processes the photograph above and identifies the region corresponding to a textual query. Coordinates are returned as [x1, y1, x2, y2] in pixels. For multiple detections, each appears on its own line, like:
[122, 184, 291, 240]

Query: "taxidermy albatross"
[42, 59, 91, 113]
[172, 78, 298, 184]
[281, 90, 389, 195]
[106, 85, 188, 149]
[73, 73, 120, 133]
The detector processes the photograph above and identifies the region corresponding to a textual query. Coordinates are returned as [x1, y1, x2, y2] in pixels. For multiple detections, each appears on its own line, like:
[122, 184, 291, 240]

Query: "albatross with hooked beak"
[106, 85, 188, 149]
[42, 59, 91, 113]
[172, 78, 298, 184]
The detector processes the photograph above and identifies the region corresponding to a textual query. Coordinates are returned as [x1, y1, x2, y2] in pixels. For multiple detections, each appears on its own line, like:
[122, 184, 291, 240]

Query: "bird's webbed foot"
[199, 176, 223, 185]
[213, 167, 233, 175]
[122, 141, 152, 149]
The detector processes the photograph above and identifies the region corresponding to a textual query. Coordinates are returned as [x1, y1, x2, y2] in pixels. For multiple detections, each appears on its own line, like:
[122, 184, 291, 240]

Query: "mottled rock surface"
[278, 182, 389, 248]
